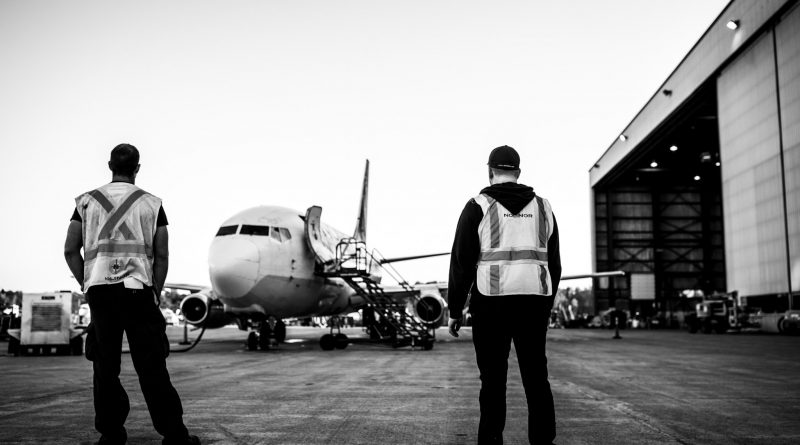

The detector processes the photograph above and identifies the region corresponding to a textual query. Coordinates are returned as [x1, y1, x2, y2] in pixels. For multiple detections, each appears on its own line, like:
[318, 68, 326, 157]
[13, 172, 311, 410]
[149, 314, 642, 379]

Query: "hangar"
[590, 0, 799, 320]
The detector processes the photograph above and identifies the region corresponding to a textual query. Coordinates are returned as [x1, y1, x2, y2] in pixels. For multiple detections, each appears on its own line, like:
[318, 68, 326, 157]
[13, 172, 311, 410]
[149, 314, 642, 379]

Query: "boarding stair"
[331, 238, 435, 349]
[304, 205, 436, 349]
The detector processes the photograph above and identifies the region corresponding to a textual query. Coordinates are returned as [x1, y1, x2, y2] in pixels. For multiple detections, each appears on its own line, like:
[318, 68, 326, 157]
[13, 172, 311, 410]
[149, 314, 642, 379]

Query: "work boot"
[162, 434, 200, 445]
[95, 430, 127, 445]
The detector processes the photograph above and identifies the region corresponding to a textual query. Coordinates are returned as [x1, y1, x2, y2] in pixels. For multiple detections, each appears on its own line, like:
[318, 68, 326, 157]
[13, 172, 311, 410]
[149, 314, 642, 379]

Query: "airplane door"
[304, 206, 335, 264]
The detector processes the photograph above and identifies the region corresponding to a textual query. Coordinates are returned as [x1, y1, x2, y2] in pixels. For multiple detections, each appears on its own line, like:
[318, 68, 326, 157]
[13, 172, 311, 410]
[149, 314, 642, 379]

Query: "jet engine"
[410, 292, 447, 326]
[180, 292, 229, 328]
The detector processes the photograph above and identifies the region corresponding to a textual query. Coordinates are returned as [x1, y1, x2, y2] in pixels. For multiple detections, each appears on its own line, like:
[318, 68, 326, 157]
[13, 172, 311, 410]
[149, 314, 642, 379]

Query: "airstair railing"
[367, 248, 438, 329]
[319, 238, 436, 348]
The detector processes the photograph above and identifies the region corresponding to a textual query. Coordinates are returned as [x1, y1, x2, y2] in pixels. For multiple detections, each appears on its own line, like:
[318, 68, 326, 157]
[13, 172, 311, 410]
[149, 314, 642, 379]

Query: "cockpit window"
[216, 225, 238, 236]
[271, 228, 282, 242]
[279, 228, 292, 240]
[240, 225, 270, 236]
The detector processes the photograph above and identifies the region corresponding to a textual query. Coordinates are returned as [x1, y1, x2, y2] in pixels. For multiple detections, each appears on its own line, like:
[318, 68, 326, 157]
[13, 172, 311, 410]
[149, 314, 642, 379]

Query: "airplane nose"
[208, 237, 260, 299]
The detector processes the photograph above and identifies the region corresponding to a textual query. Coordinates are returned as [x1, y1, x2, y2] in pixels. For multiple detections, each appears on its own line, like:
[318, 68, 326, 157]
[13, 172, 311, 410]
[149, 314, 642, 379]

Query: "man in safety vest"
[64, 144, 199, 445]
[448, 145, 561, 445]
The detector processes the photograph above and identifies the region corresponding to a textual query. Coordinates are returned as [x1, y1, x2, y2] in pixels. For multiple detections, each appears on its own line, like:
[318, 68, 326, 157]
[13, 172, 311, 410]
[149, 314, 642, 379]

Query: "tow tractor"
[7, 291, 85, 356]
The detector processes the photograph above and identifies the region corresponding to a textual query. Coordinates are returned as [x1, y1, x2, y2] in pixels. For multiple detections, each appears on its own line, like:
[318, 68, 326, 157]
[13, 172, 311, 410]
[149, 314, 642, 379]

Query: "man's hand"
[448, 317, 462, 337]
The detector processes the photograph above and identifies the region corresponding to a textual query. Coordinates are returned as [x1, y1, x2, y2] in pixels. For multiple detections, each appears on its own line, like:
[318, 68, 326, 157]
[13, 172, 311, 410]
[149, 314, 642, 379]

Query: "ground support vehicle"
[7, 292, 84, 356]
[685, 293, 748, 334]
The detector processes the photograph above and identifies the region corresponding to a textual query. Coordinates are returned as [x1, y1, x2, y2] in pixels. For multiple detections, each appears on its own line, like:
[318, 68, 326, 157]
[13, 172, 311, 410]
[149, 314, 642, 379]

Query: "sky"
[0, 0, 730, 293]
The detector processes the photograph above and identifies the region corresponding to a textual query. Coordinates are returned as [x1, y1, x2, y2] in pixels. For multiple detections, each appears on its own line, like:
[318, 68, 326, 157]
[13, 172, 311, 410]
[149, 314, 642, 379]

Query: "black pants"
[86, 284, 188, 441]
[470, 295, 555, 445]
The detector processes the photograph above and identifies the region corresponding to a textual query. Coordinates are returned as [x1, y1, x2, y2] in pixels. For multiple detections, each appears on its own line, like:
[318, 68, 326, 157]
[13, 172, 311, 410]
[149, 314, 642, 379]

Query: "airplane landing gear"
[319, 316, 349, 350]
[245, 317, 287, 351]
[274, 319, 287, 343]
[247, 332, 258, 351]
[335, 333, 348, 349]
[320, 333, 336, 351]
[258, 322, 275, 350]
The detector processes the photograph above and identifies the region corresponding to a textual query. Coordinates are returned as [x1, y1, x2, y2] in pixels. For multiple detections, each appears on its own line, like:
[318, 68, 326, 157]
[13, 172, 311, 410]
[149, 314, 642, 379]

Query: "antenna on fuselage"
[353, 159, 369, 243]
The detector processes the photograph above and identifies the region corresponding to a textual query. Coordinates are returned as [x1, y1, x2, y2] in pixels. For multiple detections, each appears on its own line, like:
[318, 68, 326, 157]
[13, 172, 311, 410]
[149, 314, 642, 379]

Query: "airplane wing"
[561, 271, 625, 280]
[163, 283, 209, 293]
[377, 272, 625, 325]
[378, 252, 450, 264]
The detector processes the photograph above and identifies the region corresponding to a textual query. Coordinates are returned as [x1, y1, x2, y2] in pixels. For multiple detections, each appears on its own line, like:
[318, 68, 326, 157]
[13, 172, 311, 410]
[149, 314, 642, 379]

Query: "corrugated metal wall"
[717, 3, 800, 298]
[777, 5, 800, 292]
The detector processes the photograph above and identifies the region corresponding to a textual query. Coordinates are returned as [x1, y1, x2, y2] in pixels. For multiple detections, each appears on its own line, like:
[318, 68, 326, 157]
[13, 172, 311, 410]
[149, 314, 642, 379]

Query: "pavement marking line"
[556, 379, 700, 445]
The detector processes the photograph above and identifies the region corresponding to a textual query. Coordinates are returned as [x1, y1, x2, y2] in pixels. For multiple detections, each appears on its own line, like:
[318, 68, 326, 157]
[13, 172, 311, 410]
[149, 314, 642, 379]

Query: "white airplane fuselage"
[208, 205, 361, 319]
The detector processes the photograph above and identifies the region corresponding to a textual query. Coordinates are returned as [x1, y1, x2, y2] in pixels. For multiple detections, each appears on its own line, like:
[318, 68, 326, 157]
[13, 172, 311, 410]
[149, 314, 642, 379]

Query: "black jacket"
[447, 182, 561, 317]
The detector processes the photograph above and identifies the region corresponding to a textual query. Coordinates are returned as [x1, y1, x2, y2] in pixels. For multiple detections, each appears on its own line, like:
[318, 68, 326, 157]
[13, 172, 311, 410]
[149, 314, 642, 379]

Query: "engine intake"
[180, 293, 229, 328]
[411, 293, 446, 325]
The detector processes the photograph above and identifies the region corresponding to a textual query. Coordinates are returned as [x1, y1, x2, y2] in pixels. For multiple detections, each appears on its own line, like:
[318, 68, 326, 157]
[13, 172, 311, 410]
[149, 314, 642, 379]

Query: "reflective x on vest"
[88, 189, 147, 240]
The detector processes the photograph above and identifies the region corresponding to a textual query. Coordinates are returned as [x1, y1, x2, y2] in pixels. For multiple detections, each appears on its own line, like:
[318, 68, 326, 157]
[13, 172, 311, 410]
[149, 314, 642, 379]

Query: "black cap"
[487, 145, 520, 170]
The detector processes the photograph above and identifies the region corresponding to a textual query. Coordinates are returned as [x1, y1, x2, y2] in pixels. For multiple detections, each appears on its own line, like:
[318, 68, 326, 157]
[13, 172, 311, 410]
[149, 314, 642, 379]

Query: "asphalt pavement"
[1, 326, 798, 444]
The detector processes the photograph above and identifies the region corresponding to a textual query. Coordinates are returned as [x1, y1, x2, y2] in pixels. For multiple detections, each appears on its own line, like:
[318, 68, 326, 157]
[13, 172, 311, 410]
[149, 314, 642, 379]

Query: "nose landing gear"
[245, 317, 287, 351]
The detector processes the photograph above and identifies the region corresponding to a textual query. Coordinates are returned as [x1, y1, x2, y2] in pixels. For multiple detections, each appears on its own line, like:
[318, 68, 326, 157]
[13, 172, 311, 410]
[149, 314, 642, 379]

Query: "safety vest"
[473, 193, 554, 296]
[75, 183, 162, 291]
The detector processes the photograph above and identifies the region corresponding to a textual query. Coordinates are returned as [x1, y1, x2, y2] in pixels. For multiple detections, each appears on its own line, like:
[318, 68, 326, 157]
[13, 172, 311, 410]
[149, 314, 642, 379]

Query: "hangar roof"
[589, 0, 793, 188]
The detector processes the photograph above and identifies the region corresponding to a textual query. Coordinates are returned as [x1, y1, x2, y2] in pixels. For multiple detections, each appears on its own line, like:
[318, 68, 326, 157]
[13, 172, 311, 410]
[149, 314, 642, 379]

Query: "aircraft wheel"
[274, 320, 287, 343]
[334, 333, 348, 350]
[421, 338, 434, 351]
[320, 334, 336, 351]
[247, 332, 259, 351]
[259, 324, 272, 350]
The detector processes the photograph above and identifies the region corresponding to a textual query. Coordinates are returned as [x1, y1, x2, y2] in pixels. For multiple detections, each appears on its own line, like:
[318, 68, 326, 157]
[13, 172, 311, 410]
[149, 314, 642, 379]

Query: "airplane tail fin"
[354, 159, 369, 242]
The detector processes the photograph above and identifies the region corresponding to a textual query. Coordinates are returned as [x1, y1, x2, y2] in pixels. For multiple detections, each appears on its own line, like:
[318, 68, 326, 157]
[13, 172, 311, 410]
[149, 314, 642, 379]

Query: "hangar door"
[716, 4, 800, 305]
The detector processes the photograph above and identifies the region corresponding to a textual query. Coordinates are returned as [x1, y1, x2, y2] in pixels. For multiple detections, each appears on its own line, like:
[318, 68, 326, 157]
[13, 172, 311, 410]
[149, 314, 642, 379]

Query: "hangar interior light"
[726, 19, 739, 30]
[597, 84, 719, 189]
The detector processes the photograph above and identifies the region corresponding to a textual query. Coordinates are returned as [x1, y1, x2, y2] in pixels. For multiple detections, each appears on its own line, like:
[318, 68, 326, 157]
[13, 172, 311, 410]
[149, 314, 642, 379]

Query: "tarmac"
[1, 325, 799, 445]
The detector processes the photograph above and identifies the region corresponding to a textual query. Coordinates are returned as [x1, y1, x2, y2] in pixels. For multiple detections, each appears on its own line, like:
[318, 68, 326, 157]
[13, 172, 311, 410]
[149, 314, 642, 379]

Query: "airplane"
[171, 160, 451, 351]
[170, 161, 626, 352]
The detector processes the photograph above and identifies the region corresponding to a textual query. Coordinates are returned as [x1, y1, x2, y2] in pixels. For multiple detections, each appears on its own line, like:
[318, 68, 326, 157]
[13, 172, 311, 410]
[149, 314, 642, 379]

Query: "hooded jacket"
[447, 182, 561, 317]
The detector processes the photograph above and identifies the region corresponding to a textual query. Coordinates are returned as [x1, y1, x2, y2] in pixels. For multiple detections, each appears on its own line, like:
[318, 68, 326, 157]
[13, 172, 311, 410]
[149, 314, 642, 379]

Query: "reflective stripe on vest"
[85, 242, 152, 262]
[474, 193, 554, 296]
[76, 184, 161, 291]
